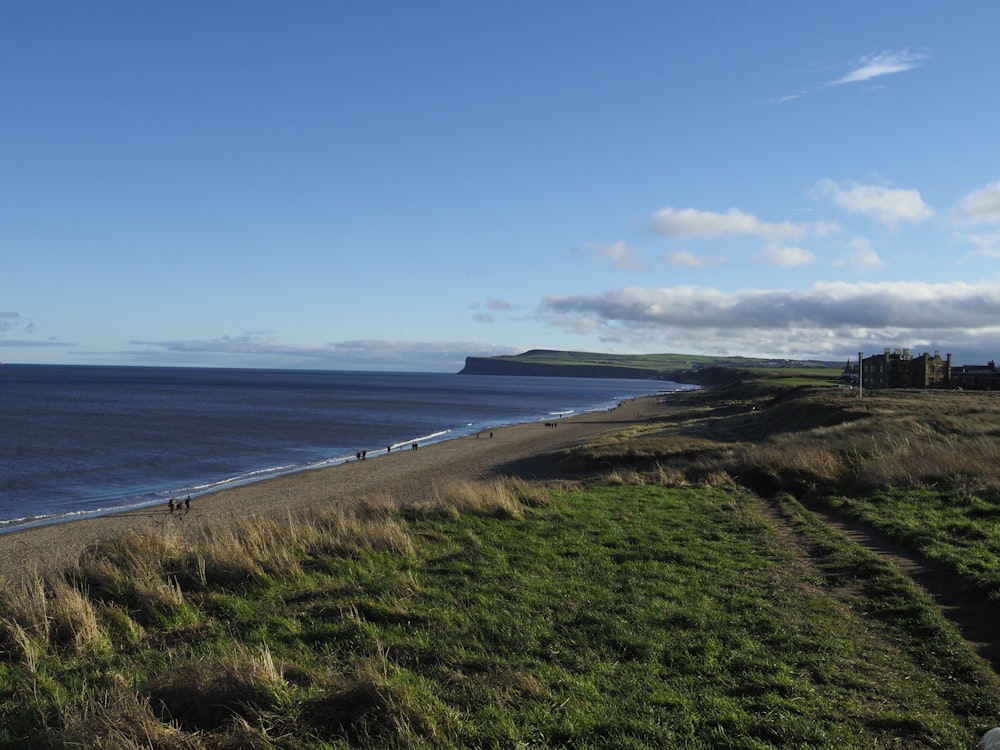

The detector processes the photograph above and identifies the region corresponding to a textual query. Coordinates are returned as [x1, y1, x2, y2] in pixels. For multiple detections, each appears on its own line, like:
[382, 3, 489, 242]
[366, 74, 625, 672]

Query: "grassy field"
[3, 374, 1000, 748]
[472, 349, 718, 372]
[473, 349, 841, 375]
[576, 379, 1000, 605]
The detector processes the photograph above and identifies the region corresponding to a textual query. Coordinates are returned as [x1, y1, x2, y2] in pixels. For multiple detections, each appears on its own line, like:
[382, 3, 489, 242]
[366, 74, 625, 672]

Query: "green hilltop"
[460, 349, 843, 382]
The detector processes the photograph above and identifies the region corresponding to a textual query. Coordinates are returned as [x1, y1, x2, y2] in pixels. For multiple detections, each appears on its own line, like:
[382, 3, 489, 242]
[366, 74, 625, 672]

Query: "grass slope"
[477, 349, 842, 373]
[573, 379, 1000, 604]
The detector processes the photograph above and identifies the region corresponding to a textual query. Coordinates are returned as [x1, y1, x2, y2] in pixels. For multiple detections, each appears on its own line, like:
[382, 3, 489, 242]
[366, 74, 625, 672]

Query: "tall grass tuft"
[734, 442, 844, 483]
[0, 617, 40, 672]
[302, 660, 441, 745]
[148, 645, 287, 732]
[0, 574, 106, 659]
[599, 467, 647, 486]
[413, 477, 548, 519]
[853, 429, 1000, 494]
[44, 575, 107, 654]
[77, 550, 195, 628]
[298, 502, 415, 558]
[194, 516, 307, 586]
[60, 689, 201, 750]
[599, 462, 689, 487]
[650, 462, 688, 486]
[195, 525, 270, 587]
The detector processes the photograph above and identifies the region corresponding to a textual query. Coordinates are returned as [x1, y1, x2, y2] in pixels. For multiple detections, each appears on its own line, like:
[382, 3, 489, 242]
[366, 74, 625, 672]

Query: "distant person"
[184, 496, 191, 511]
[168, 498, 176, 513]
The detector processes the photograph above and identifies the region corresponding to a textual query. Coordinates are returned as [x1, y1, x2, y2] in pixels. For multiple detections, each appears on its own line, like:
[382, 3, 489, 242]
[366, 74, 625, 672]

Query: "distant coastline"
[459, 356, 668, 380]
[459, 349, 841, 383]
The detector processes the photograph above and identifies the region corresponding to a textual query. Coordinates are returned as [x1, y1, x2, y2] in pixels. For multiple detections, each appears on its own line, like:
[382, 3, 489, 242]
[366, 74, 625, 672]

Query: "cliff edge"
[459, 356, 666, 380]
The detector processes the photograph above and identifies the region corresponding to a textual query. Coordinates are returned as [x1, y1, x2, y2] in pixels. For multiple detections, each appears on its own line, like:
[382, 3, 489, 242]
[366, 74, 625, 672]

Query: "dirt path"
[759, 497, 1000, 674]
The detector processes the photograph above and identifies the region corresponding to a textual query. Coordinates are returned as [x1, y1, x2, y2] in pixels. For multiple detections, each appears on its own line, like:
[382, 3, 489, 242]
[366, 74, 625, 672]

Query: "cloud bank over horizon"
[118, 337, 521, 371]
[540, 281, 1000, 365]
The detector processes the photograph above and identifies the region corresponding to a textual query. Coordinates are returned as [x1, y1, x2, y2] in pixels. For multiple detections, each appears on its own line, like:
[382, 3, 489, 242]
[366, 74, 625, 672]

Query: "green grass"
[480, 349, 840, 374]
[827, 487, 1000, 603]
[407, 485, 999, 749]
[2, 480, 998, 748]
[579, 383, 1000, 609]
[741, 367, 844, 387]
[480, 349, 718, 371]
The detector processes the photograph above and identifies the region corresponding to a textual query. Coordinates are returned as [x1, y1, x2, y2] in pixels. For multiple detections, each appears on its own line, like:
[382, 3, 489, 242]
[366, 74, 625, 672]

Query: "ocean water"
[0, 364, 687, 533]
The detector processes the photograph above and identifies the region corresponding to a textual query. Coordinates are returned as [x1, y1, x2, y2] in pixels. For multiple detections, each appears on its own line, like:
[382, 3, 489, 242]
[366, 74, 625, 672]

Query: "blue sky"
[3, 1, 1000, 371]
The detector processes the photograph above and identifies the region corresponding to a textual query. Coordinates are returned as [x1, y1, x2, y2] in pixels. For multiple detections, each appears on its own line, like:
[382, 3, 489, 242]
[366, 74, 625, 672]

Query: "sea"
[0, 364, 690, 534]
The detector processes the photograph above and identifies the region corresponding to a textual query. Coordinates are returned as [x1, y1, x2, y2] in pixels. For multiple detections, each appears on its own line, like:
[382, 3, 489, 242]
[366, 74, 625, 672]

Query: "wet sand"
[0, 395, 663, 581]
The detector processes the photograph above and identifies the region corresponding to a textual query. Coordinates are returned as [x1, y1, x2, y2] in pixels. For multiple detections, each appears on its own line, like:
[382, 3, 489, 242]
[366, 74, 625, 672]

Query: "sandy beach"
[0, 395, 663, 581]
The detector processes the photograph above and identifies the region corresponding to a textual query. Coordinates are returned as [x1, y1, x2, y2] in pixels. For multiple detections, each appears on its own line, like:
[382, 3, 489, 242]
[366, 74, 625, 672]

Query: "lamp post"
[858, 351, 863, 399]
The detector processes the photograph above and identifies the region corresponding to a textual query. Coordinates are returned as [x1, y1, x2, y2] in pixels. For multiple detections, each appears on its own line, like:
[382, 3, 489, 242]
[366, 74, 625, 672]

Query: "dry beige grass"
[60, 650, 289, 749]
[404, 476, 550, 520]
[60, 689, 202, 750]
[735, 443, 844, 482]
[0, 574, 106, 663]
[0, 476, 542, 669]
[584, 386, 1000, 500]
[296, 502, 415, 557]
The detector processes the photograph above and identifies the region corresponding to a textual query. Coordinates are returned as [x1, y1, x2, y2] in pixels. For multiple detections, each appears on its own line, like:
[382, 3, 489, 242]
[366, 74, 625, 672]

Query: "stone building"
[950, 360, 1000, 390]
[860, 348, 952, 389]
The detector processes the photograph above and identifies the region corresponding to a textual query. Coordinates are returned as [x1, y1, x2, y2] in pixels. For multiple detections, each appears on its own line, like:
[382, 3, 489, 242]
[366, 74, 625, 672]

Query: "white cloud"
[953, 181, 1000, 225]
[662, 250, 720, 269]
[815, 179, 933, 228]
[771, 50, 926, 104]
[810, 220, 843, 239]
[759, 245, 815, 267]
[582, 240, 650, 271]
[829, 50, 928, 86]
[650, 206, 807, 243]
[954, 229, 1000, 257]
[833, 236, 885, 271]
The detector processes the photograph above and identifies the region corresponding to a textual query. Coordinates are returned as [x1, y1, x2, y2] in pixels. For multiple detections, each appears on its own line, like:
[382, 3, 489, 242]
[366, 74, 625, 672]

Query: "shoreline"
[1, 387, 681, 538]
[0, 394, 667, 581]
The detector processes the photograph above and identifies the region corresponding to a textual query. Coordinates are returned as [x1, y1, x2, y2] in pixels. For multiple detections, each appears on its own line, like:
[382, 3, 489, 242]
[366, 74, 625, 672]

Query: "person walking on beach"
[168, 498, 176, 513]
[184, 496, 191, 512]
